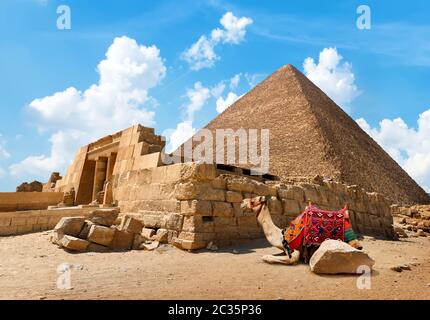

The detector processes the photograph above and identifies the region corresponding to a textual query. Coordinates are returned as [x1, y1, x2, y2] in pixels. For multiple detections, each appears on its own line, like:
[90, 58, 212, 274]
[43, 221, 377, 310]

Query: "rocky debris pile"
[392, 205, 430, 239]
[50, 208, 168, 252]
[16, 180, 43, 192]
[309, 239, 375, 274]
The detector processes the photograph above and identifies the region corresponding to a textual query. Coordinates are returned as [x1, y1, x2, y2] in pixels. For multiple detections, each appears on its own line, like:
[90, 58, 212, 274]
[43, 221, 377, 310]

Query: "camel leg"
[262, 250, 300, 265]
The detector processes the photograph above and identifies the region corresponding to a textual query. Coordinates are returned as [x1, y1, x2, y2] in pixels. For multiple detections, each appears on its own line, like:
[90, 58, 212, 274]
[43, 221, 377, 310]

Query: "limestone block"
[78, 220, 95, 239]
[268, 197, 282, 215]
[162, 213, 184, 231]
[309, 240, 375, 274]
[278, 185, 305, 202]
[141, 227, 156, 239]
[174, 182, 225, 201]
[226, 176, 255, 193]
[153, 228, 169, 243]
[212, 201, 233, 217]
[232, 203, 243, 217]
[87, 243, 109, 253]
[302, 184, 322, 204]
[132, 234, 145, 250]
[182, 216, 214, 233]
[178, 232, 215, 242]
[237, 216, 258, 228]
[137, 169, 152, 185]
[54, 217, 86, 237]
[87, 225, 116, 246]
[0, 218, 11, 227]
[88, 208, 119, 227]
[109, 229, 134, 250]
[254, 183, 277, 197]
[180, 200, 212, 216]
[59, 235, 89, 252]
[141, 214, 161, 229]
[175, 239, 207, 250]
[118, 216, 143, 234]
[282, 199, 302, 216]
[225, 191, 243, 203]
[211, 176, 227, 190]
[10, 217, 27, 226]
[180, 163, 217, 182]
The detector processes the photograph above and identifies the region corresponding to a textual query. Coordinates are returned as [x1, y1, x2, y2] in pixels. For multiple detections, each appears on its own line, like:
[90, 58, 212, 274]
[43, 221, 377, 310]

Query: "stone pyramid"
[180, 64, 430, 204]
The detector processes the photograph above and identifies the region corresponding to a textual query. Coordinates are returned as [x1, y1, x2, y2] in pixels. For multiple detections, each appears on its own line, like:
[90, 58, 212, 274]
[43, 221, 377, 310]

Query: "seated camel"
[241, 196, 362, 265]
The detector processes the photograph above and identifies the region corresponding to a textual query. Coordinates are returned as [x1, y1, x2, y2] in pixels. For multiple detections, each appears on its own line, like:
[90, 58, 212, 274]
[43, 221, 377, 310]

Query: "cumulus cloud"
[182, 12, 253, 71]
[229, 73, 241, 89]
[10, 36, 166, 179]
[165, 82, 212, 152]
[303, 47, 360, 108]
[216, 92, 241, 113]
[357, 109, 430, 191]
[0, 135, 10, 160]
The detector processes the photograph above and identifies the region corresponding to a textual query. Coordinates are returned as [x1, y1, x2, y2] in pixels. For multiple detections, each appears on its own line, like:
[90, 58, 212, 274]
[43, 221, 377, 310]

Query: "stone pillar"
[106, 153, 117, 182]
[92, 157, 107, 201]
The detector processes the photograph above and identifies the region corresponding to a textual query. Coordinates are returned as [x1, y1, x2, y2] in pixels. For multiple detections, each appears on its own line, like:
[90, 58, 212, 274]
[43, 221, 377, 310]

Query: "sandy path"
[0, 232, 429, 300]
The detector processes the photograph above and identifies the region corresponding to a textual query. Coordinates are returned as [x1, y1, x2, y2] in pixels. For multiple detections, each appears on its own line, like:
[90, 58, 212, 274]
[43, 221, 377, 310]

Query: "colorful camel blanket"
[283, 205, 356, 250]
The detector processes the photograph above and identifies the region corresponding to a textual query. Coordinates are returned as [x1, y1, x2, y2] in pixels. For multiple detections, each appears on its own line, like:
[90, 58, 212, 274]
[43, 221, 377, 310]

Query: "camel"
[241, 196, 362, 265]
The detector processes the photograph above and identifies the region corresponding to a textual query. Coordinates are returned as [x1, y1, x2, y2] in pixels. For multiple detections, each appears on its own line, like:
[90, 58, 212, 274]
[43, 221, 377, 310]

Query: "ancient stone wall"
[0, 207, 94, 236]
[112, 162, 395, 250]
[0, 192, 64, 212]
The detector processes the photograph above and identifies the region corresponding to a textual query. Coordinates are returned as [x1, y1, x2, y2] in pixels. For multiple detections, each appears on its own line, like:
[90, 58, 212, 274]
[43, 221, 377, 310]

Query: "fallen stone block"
[140, 240, 159, 251]
[78, 220, 95, 239]
[109, 229, 134, 250]
[153, 228, 169, 243]
[88, 209, 119, 227]
[54, 217, 86, 237]
[87, 225, 116, 246]
[141, 227, 156, 240]
[132, 234, 145, 250]
[118, 216, 143, 234]
[87, 242, 109, 253]
[309, 239, 375, 274]
[59, 235, 89, 252]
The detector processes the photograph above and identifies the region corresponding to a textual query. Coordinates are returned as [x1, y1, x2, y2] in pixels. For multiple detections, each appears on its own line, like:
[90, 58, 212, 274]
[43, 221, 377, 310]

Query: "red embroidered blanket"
[284, 205, 346, 250]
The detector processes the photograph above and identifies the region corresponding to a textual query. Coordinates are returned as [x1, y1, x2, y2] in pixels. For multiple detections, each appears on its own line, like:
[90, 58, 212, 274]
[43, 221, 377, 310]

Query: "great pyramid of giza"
[179, 64, 430, 204]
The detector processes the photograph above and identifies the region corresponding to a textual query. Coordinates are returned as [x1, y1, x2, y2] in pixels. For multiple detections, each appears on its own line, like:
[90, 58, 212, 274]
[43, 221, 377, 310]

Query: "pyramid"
[179, 64, 430, 205]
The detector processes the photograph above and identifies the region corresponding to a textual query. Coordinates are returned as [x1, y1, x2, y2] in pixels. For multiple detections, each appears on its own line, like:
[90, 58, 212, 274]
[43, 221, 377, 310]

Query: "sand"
[0, 232, 429, 300]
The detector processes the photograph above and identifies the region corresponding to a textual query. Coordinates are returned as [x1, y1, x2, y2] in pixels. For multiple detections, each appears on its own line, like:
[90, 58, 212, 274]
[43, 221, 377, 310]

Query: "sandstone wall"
[0, 192, 64, 212]
[0, 207, 94, 236]
[112, 162, 395, 250]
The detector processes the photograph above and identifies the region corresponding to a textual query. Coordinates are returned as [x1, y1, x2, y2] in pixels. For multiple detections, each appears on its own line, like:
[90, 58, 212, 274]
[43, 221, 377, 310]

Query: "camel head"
[241, 196, 267, 217]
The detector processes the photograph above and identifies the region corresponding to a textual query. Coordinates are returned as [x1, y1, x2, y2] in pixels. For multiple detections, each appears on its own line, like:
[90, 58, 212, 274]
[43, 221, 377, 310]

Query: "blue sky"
[0, 0, 429, 191]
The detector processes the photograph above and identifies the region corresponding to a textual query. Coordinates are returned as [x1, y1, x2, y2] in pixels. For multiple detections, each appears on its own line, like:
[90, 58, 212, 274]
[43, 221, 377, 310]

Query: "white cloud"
[183, 82, 211, 121]
[357, 109, 430, 192]
[229, 73, 241, 89]
[211, 81, 226, 98]
[10, 36, 166, 179]
[244, 72, 266, 88]
[303, 47, 360, 108]
[182, 12, 253, 71]
[165, 82, 212, 152]
[216, 92, 241, 113]
[0, 135, 10, 160]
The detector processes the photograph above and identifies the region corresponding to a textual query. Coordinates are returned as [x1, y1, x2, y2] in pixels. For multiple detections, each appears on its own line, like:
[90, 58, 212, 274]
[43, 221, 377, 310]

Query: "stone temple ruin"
[1, 64, 429, 251]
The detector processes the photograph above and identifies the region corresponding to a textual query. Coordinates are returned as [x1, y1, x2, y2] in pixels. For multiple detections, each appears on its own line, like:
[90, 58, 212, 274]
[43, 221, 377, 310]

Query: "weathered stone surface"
[59, 235, 89, 252]
[180, 200, 212, 216]
[278, 185, 305, 202]
[226, 176, 255, 193]
[87, 225, 116, 246]
[225, 191, 243, 203]
[268, 197, 282, 215]
[140, 240, 160, 251]
[309, 240, 375, 274]
[254, 183, 277, 197]
[109, 229, 134, 250]
[16, 180, 43, 192]
[132, 234, 145, 250]
[88, 208, 119, 226]
[118, 216, 143, 234]
[141, 227, 156, 239]
[78, 220, 95, 239]
[153, 228, 168, 243]
[87, 242, 109, 252]
[54, 217, 85, 237]
[282, 199, 302, 216]
[212, 201, 233, 217]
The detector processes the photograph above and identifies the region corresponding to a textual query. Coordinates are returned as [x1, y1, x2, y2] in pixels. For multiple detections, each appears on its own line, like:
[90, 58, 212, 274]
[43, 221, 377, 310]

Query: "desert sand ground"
[0, 231, 429, 300]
